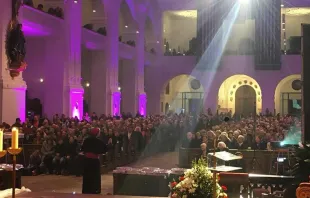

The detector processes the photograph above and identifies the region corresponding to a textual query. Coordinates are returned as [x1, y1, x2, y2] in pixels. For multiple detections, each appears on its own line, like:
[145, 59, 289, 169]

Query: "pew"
[179, 147, 292, 174]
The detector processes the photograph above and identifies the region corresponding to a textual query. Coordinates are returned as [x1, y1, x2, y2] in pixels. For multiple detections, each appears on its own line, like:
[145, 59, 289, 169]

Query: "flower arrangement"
[170, 158, 227, 198]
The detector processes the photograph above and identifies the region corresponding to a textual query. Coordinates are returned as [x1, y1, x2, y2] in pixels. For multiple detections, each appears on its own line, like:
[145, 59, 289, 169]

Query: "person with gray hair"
[236, 135, 247, 150]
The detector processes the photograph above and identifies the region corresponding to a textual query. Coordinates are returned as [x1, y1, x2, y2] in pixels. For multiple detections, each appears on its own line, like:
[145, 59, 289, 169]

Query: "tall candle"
[0, 129, 3, 151]
[11, 127, 19, 149]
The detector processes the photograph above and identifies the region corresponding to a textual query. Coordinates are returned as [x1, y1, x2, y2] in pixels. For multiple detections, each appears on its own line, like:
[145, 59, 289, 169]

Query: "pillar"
[0, 1, 27, 124]
[103, 0, 122, 116]
[135, 15, 147, 116]
[90, 51, 108, 114]
[262, 84, 276, 115]
[63, 0, 84, 119]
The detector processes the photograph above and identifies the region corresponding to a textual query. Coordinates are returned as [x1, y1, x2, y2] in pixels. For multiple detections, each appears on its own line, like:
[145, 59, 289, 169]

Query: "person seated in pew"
[52, 138, 66, 175]
[200, 143, 208, 161]
[192, 132, 202, 148]
[182, 132, 195, 148]
[62, 136, 78, 175]
[251, 135, 267, 150]
[27, 150, 41, 175]
[236, 135, 248, 150]
[216, 141, 229, 152]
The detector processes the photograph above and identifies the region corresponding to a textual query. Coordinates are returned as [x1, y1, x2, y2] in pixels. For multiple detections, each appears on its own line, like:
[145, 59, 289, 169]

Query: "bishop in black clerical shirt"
[81, 128, 107, 194]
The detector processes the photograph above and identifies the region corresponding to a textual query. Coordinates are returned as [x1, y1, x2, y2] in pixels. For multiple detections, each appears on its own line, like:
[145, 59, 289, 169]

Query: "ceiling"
[156, 0, 310, 11]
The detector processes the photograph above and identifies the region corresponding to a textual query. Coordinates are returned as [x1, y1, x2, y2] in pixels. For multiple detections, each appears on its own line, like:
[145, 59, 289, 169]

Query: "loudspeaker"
[292, 79, 302, 91]
[302, 24, 310, 142]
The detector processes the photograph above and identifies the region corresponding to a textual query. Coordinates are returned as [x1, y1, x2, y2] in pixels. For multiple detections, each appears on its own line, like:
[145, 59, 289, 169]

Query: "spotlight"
[85, 82, 90, 87]
[93, 10, 96, 13]
[118, 86, 121, 91]
[136, 31, 139, 34]
[156, 41, 159, 44]
[125, 25, 128, 28]
[239, 0, 249, 4]
[74, 0, 77, 3]
[39, 78, 44, 83]
[281, 4, 284, 7]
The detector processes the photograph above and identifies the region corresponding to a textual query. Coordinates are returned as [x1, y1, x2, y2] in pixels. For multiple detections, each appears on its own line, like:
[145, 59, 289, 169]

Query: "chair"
[296, 177, 310, 198]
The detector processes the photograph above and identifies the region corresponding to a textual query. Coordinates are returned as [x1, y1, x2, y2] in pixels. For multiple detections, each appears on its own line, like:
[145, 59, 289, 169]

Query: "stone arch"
[160, 74, 204, 114]
[274, 74, 301, 115]
[218, 74, 262, 115]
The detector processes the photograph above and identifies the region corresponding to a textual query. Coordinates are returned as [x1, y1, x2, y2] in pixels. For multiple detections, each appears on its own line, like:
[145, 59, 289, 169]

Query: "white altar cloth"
[0, 186, 31, 198]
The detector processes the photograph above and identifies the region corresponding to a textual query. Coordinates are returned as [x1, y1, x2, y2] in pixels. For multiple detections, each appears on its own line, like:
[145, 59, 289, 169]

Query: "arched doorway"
[274, 74, 301, 115]
[235, 86, 256, 116]
[218, 74, 262, 115]
[160, 75, 204, 114]
[165, 103, 170, 114]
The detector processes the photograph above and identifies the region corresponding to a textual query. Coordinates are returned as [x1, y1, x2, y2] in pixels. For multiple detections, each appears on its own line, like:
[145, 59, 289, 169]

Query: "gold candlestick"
[212, 138, 217, 198]
[7, 147, 22, 198]
[0, 150, 7, 158]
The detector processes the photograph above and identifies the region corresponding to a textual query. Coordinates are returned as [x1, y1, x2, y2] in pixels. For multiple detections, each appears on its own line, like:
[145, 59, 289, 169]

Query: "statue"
[5, 0, 27, 79]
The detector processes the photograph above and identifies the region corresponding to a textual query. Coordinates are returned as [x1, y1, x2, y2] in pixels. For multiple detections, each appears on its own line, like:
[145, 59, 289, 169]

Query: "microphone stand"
[251, 102, 261, 172]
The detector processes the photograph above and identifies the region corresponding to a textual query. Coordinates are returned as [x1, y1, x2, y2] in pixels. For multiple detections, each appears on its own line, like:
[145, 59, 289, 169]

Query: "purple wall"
[146, 55, 302, 114]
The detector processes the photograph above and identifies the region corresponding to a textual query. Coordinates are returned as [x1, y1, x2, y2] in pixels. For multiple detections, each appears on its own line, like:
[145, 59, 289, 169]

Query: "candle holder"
[7, 147, 22, 198]
[0, 150, 7, 158]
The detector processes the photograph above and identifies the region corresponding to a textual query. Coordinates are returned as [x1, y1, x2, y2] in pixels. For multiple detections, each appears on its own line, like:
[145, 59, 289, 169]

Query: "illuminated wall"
[218, 74, 262, 114]
[281, 8, 310, 50]
[274, 74, 301, 115]
[163, 11, 197, 52]
[161, 74, 203, 113]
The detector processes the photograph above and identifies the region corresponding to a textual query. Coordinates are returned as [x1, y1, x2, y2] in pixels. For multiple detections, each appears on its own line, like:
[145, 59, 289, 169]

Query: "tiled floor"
[21, 152, 178, 195]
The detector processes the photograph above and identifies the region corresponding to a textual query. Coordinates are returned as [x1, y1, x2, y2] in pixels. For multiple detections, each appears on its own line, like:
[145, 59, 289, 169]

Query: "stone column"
[0, 1, 27, 124]
[63, 0, 84, 119]
[103, 0, 121, 116]
[90, 51, 108, 114]
[262, 84, 276, 115]
[135, 15, 147, 116]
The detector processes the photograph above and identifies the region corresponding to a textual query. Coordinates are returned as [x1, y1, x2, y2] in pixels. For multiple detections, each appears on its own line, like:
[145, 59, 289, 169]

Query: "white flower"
[182, 195, 187, 198]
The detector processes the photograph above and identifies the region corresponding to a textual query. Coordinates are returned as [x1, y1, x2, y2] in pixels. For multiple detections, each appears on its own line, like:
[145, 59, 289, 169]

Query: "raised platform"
[17, 192, 161, 198]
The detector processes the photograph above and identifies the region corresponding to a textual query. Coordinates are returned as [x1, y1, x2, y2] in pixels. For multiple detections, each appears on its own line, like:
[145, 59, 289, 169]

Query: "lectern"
[208, 151, 243, 172]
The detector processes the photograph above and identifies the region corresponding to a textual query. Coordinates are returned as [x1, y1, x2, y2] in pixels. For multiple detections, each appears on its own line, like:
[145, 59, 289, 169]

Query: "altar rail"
[113, 171, 294, 197]
[179, 147, 294, 174]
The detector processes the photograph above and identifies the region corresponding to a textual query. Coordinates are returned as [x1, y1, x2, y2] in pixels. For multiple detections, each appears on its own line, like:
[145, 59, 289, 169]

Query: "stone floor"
[21, 152, 178, 195]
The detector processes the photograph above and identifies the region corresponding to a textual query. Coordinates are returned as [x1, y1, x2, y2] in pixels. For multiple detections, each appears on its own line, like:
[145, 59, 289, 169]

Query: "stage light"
[125, 25, 128, 28]
[74, 0, 77, 3]
[39, 78, 44, 83]
[93, 10, 96, 13]
[85, 82, 90, 87]
[239, 0, 249, 4]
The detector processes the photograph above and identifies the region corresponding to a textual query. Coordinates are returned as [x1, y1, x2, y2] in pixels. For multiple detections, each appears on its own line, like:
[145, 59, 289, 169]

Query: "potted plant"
[169, 158, 227, 198]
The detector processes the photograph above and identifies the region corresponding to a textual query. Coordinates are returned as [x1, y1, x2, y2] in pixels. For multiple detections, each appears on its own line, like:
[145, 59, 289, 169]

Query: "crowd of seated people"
[23, 0, 63, 18]
[1, 108, 300, 177]
[83, 24, 107, 36]
[164, 37, 198, 56]
[181, 110, 301, 154]
[2, 111, 196, 176]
